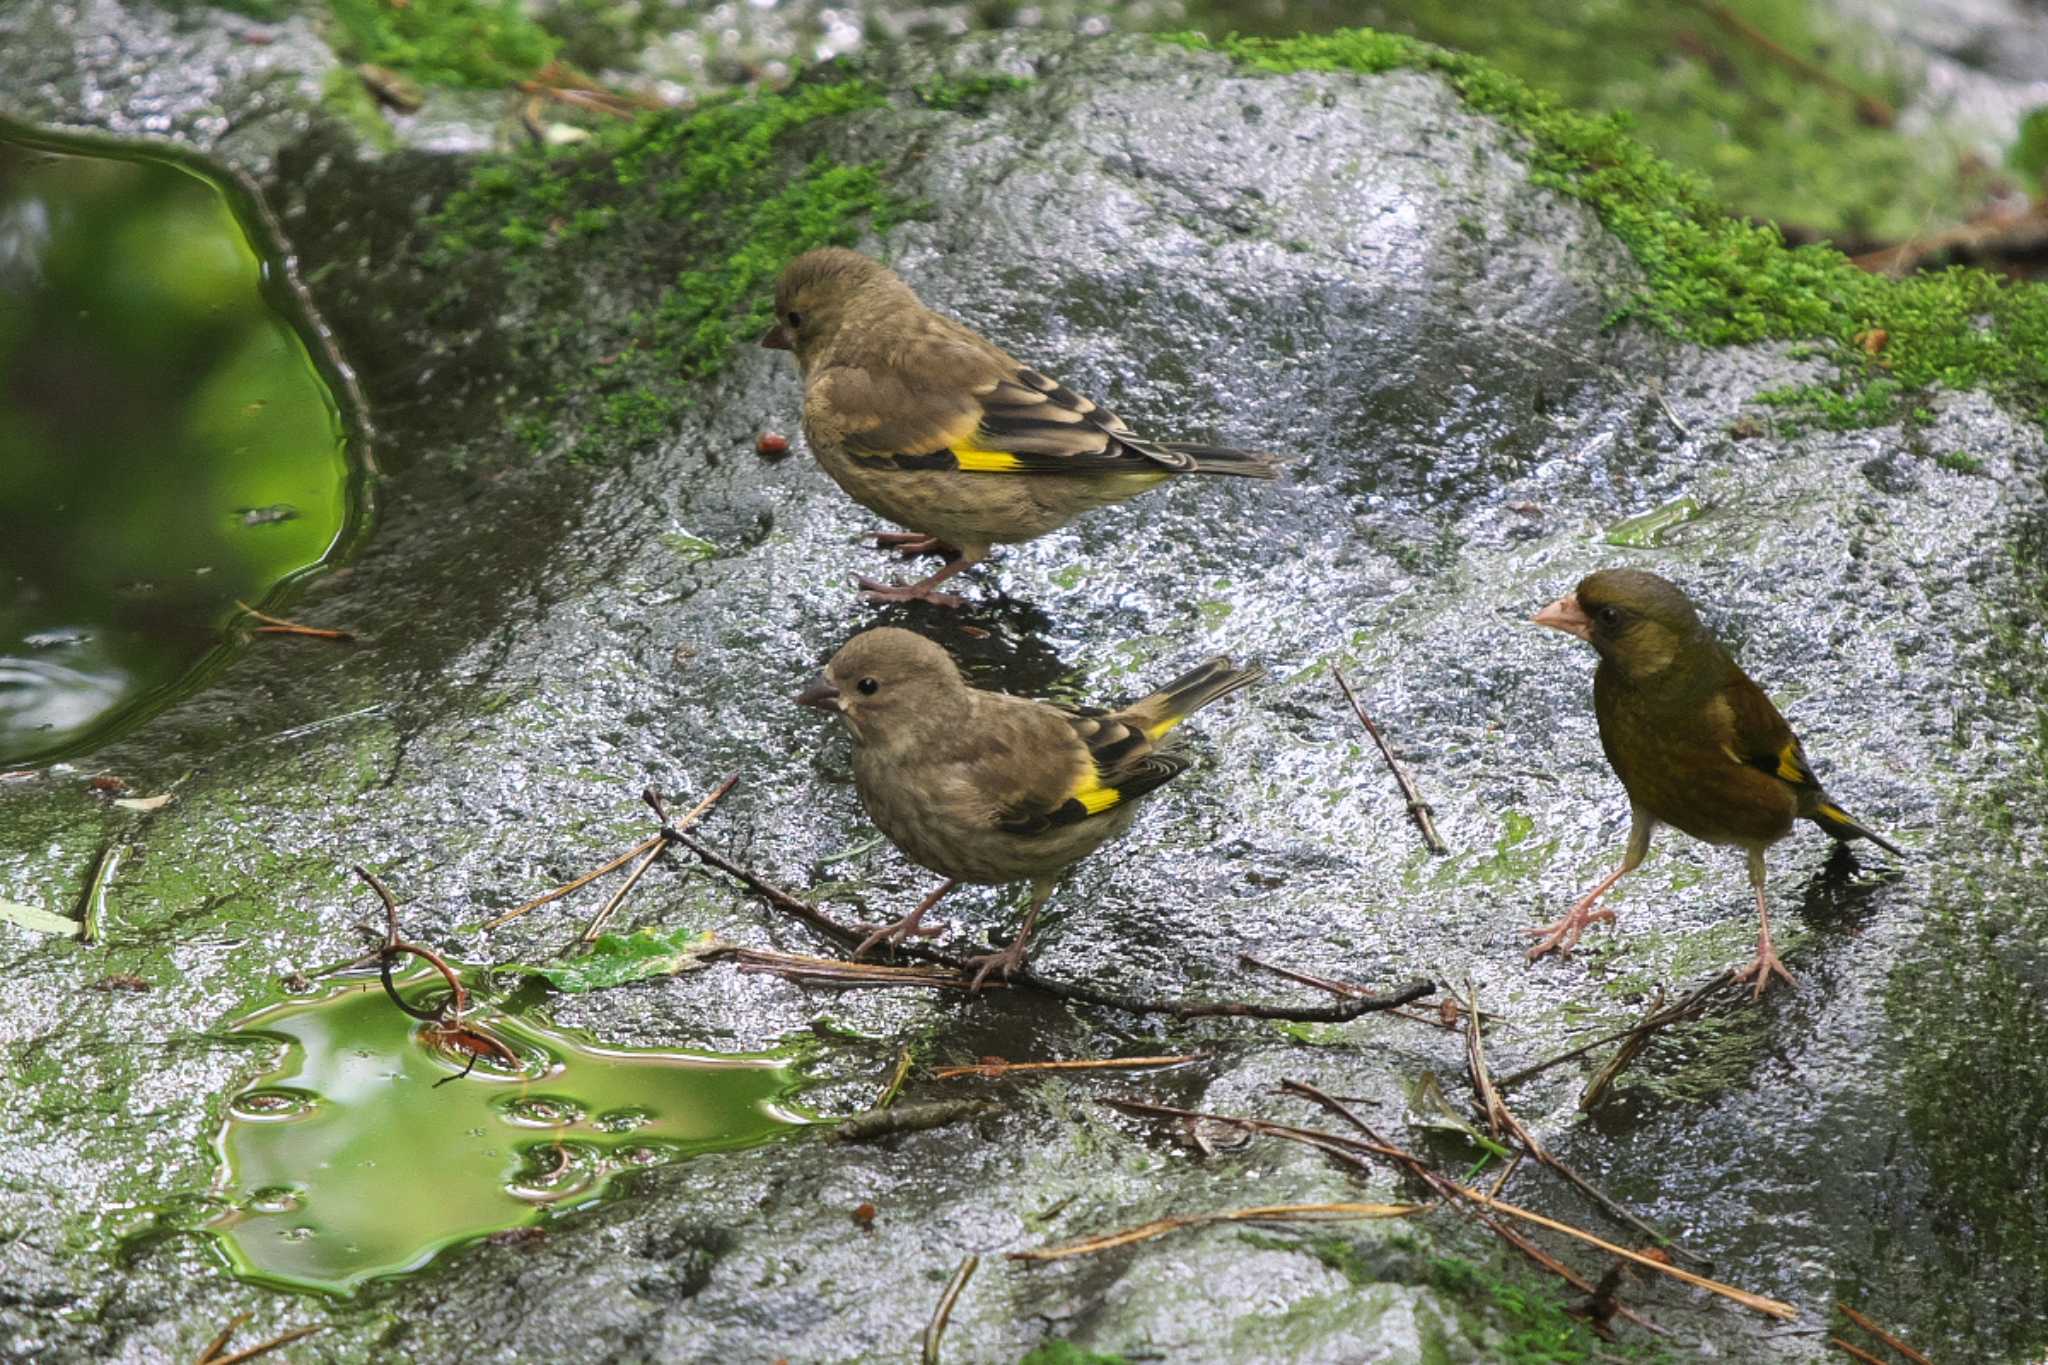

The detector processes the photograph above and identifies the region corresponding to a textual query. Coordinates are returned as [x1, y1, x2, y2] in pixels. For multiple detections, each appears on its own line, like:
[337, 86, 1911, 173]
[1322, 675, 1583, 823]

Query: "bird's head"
[795, 626, 966, 746]
[1533, 568, 1706, 683]
[760, 248, 910, 370]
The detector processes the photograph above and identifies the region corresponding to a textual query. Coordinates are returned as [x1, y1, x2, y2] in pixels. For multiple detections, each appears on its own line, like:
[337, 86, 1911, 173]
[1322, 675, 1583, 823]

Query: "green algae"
[326, 0, 556, 89]
[1604, 497, 1701, 548]
[423, 77, 911, 461]
[0, 122, 365, 766]
[210, 971, 807, 1295]
[1166, 28, 2048, 427]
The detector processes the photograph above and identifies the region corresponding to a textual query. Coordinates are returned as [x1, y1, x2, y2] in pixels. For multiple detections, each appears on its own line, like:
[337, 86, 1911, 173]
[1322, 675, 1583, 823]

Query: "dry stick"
[1333, 666, 1447, 854]
[736, 948, 994, 992]
[1241, 954, 1461, 1030]
[1463, 988, 1705, 1267]
[1495, 970, 1736, 1091]
[195, 1314, 247, 1365]
[1829, 1339, 1892, 1365]
[197, 1322, 324, 1365]
[680, 829, 1435, 1021]
[935, 1054, 1208, 1080]
[1686, 0, 1895, 126]
[1835, 1303, 1933, 1365]
[236, 600, 355, 642]
[485, 836, 661, 929]
[1010, 1201, 1424, 1262]
[577, 837, 668, 944]
[921, 1254, 978, 1365]
[353, 865, 468, 1023]
[1274, 1081, 1673, 1335]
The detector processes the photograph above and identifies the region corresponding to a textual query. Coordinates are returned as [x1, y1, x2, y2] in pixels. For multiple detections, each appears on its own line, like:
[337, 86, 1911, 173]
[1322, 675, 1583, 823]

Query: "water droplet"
[248, 1186, 302, 1214]
[498, 1095, 586, 1129]
[593, 1107, 653, 1134]
[230, 1088, 316, 1121]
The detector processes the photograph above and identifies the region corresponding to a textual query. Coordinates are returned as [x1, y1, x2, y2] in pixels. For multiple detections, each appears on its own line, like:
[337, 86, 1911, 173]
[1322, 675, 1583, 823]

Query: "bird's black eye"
[786, 310, 803, 328]
[856, 676, 879, 695]
[1596, 605, 1622, 627]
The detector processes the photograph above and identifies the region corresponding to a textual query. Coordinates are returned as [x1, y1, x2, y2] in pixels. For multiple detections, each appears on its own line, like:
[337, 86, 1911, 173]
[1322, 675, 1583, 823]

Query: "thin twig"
[1333, 665, 1447, 854]
[236, 600, 355, 642]
[1275, 1081, 1671, 1335]
[1686, 1, 1894, 126]
[197, 1321, 324, 1365]
[682, 827, 1435, 1021]
[354, 866, 467, 1023]
[1463, 987, 1703, 1266]
[1836, 1303, 1932, 1365]
[1009, 1201, 1424, 1261]
[736, 947, 994, 991]
[1829, 1340, 1892, 1365]
[921, 1254, 978, 1365]
[577, 837, 667, 944]
[1495, 970, 1736, 1091]
[935, 1054, 1208, 1080]
[195, 1314, 246, 1365]
[485, 836, 662, 929]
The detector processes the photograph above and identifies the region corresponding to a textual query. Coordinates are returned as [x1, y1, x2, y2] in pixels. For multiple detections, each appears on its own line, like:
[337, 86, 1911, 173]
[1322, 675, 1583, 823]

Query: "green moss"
[327, 0, 558, 89]
[1166, 28, 2048, 426]
[1017, 1345, 1131, 1365]
[1239, 1229, 1379, 1285]
[1937, 450, 1987, 476]
[316, 66, 399, 153]
[424, 77, 912, 460]
[914, 73, 1034, 112]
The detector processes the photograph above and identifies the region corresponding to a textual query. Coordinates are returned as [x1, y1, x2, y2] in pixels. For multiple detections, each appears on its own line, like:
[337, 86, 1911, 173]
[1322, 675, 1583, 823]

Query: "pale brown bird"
[1531, 568, 1901, 997]
[761, 248, 1279, 607]
[796, 627, 1262, 989]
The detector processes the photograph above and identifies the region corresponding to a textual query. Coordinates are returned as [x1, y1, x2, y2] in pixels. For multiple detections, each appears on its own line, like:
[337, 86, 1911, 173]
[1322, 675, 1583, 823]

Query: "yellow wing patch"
[1774, 743, 1810, 785]
[1144, 715, 1183, 742]
[1071, 771, 1123, 814]
[950, 436, 1023, 472]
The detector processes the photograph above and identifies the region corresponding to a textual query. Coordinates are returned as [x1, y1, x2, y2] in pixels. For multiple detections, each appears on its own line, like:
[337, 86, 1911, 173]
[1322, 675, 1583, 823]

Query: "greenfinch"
[796, 627, 1262, 989]
[1531, 568, 1901, 998]
[761, 249, 1279, 607]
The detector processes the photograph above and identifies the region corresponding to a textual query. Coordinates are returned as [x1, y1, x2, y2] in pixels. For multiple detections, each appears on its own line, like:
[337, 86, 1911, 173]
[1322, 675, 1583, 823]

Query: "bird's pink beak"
[1533, 592, 1593, 641]
[794, 676, 841, 710]
[759, 324, 792, 351]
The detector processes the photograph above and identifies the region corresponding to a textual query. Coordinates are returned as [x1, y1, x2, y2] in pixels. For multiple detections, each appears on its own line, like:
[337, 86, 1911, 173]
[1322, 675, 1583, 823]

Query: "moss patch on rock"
[1168, 27, 2048, 428]
[422, 76, 918, 460]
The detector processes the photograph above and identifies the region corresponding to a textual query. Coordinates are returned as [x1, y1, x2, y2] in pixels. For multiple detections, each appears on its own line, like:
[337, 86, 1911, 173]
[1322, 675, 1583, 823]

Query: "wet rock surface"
[3, 12, 2047, 1365]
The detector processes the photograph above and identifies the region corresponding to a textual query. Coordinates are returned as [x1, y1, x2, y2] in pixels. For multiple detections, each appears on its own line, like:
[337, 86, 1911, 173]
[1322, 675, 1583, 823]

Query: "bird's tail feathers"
[1152, 440, 1282, 479]
[1811, 800, 1903, 857]
[1134, 657, 1265, 739]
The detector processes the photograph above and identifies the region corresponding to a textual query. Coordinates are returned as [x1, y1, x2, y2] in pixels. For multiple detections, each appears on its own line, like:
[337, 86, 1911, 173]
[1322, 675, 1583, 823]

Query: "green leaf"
[0, 899, 82, 937]
[512, 927, 728, 993]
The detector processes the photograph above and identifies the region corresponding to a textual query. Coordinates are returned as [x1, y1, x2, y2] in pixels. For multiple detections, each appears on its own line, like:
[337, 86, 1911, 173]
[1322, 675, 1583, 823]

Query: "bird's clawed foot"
[1524, 904, 1617, 960]
[869, 531, 960, 560]
[964, 937, 1030, 993]
[856, 576, 967, 609]
[1731, 940, 1797, 1000]
[851, 911, 949, 959]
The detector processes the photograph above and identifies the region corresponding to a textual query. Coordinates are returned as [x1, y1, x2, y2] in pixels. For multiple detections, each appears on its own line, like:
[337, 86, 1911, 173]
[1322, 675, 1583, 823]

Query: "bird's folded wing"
[822, 347, 1188, 475]
[997, 710, 1191, 834]
[1718, 675, 1822, 794]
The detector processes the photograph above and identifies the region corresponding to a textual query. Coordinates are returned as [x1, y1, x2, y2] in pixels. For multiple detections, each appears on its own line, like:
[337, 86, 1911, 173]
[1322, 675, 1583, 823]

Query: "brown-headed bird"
[761, 249, 1279, 607]
[796, 627, 1261, 989]
[1530, 568, 1901, 997]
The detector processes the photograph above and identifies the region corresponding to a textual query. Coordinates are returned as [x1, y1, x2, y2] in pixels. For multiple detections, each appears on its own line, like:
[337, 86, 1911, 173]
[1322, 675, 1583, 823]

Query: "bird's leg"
[965, 880, 1051, 993]
[869, 531, 961, 560]
[1524, 866, 1625, 959]
[1527, 810, 1652, 961]
[852, 878, 958, 960]
[857, 546, 985, 610]
[1731, 850, 1796, 999]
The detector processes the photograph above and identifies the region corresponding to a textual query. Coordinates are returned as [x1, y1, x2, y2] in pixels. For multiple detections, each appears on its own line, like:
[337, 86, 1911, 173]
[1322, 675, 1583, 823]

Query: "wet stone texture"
[3, 11, 2047, 1365]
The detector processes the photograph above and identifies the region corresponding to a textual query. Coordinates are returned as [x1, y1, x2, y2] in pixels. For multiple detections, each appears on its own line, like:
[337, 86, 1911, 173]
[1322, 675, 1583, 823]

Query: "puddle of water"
[210, 974, 807, 1295]
[0, 122, 366, 766]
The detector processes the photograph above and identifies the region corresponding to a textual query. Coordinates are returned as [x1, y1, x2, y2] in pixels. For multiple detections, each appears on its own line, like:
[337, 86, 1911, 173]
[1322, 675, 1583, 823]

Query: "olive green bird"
[796, 627, 1262, 990]
[761, 248, 1279, 607]
[1531, 568, 1901, 998]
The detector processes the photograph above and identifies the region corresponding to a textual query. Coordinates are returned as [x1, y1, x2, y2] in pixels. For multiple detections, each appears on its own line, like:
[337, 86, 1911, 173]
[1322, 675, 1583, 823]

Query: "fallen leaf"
[113, 794, 174, 812]
[0, 900, 82, 936]
[511, 927, 729, 992]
